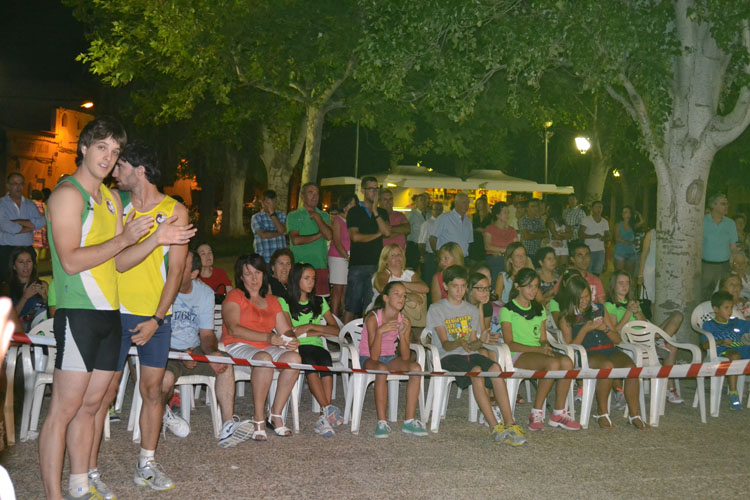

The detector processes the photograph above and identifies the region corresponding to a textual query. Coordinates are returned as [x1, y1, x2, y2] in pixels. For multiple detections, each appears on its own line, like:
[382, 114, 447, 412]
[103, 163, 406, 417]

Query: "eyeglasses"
[363, 187, 379, 192]
[472, 286, 491, 292]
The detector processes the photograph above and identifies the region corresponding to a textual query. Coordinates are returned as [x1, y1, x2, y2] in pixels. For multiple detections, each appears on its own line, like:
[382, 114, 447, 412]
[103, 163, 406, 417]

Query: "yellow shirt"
[117, 192, 177, 316]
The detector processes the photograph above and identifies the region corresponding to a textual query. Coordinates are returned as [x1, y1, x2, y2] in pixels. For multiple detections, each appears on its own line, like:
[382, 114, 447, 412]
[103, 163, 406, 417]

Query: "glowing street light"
[612, 169, 621, 178]
[80, 101, 94, 109]
[575, 136, 591, 154]
[543, 121, 553, 184]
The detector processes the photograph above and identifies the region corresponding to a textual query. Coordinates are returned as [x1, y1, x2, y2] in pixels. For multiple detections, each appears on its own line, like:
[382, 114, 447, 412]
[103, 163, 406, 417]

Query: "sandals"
[249, 419, 267, 441]
[628, 415, 650, 431]
[593, 413, 615, 430]
[266, 413, 292, 437]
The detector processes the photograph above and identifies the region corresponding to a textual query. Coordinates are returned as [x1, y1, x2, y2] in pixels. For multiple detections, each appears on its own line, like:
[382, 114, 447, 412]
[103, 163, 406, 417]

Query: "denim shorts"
[614, 252, 637, 264]
[360, 355, 397, 367]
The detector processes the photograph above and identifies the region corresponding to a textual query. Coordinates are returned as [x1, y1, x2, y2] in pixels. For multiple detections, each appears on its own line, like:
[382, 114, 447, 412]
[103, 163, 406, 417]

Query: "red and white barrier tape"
[13, 333, 750, 380]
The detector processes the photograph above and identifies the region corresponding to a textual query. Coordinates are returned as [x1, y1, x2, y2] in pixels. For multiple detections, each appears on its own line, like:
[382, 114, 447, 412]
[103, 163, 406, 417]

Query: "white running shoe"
[666, 387, 683, 404]
[314, 414, 335, 437]
[88, 470, 116, 500]
[134, 460, 174, 491]
[218, 416, 254, 448]
[162, 406, 190, 438]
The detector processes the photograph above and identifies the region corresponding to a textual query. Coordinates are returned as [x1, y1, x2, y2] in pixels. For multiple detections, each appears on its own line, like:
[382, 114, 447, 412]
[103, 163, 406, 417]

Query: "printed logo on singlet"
[106, 199, 115, 214]
[445, 315, 473, 339]
[155, 212, 167, 224]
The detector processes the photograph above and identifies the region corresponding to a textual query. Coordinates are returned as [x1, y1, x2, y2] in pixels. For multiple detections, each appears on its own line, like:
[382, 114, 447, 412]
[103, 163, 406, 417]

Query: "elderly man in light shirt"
[430, 192, 473, 258]
[0, 173, 45, 283]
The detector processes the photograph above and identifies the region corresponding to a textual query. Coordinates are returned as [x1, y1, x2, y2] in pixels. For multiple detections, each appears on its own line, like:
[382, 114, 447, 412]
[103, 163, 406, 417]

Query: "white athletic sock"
[138, 448, 155, 468]
[68, 473, 88, 497]
[552, 409, 565, 416]
[87, 468, 98, 475]
[531, 408, 543, 415]
[403, 418, 414, 424]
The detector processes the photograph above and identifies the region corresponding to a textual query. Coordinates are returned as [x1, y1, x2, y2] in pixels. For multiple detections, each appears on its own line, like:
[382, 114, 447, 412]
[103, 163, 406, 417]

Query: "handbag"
[639, 285, 653, 321]
[402, 290, 427, 328]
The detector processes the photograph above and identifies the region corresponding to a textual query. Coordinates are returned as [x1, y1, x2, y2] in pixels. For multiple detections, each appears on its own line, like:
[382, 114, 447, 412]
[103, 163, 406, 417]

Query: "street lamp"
[575, 136, 591, 154]
[80, 101, 94, 109]
[543, 121, 553, 184]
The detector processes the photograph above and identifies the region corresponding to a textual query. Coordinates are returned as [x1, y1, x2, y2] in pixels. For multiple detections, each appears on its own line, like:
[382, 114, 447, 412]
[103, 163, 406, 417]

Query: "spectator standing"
[483, 202, 518, 283]
[418, 201, 443, 295]
[380, 189, 410, 250]
[469, 195, 491, 264]
[562, 193, 585, 248]
[546, 204, 572, 267]
[0, 173, 45, 283]
[287, 183, 332, 297]
[251, 189, 287, 264]
[518, 199, 546, 258]
[406, 193, 429, 270]
[328, 194, 358, 318]
[430, 192, 473, 258]
[268, 248, 294, 300]
[701, 193, 737, 300]
[614, 206, 638, 274]
[506, 193, 522, 229]
[344, 177, 391, 322]
[30, 190, 48, 261]
[580, 200, 610, 275]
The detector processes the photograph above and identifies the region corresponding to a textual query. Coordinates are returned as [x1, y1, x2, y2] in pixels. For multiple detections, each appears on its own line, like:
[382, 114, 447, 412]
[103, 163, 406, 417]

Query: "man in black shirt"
[343, 176, 391, 322]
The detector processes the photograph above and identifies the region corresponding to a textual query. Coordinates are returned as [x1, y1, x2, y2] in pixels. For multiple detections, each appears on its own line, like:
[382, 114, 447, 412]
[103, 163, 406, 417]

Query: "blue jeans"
[486, 255, 505, 285]
[588, 250, 605, 275]
[345, 264, 377, 315]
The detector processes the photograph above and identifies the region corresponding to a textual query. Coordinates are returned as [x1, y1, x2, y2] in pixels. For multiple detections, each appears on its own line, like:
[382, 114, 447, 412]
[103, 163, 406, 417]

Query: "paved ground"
[3, 375, 750, 500]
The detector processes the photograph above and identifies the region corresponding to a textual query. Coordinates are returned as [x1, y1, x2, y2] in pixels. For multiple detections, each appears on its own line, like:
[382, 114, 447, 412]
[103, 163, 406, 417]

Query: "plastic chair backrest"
[213, 304, 223, 341]
[332, 314, 344, 329]
[621, 320, 660, 365]
[691, 301, 714, 332]
[28, 318, 54, 337]
[339, 318, 364, 348]
[420, 328, 434, 346]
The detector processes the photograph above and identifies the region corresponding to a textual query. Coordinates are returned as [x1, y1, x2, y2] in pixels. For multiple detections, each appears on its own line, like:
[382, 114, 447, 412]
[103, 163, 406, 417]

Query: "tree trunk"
[196, 154, 216, 239]
[260, 121, 305, 212]
[583, 135, 609, 205]
[222, 147, 247, 237]
[300, 105, 326, 186]
[653, 156, 712, 344]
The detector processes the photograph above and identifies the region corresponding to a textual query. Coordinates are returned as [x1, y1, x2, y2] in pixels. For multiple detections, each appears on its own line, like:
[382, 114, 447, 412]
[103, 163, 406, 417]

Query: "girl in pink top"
[359, 281, 426, 437]
[328, 194, 357, 318]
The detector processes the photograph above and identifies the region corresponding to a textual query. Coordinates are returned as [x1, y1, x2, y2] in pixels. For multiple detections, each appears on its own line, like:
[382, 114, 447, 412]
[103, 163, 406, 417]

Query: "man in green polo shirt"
[287, 182, 332, 296]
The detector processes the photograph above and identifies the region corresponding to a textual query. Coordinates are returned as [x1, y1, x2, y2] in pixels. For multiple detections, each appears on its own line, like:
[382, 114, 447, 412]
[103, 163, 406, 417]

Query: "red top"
[199, 267, 232, 295]
[221, 288, 282, 348]
[382, 211, 407, 249]
[483, 225, 518, 250]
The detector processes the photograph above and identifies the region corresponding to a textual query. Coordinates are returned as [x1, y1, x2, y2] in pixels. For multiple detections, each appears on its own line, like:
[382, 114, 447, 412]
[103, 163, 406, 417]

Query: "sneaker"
[218, 416, 254, 448]
[88, 470, 116, 500]
[479, 406, 502, 428]
[574, 386, 583, 403]
[548, 410, 582, 431]
[162, 406, 190, 438]
[63, 486, 99, 500]
[613, 390, 626, 411]
[401, 419, 428, 437]
[494, 423, 527, 447]
[666, 387, 683, 405]
[314, 414, 335, 437]
[324, 405, 343, 427]
[108, 407, 120, 422]
[729, 392, 741, 411]
[134, 460, 175, 491]
[528, 411, 544, 432]
[374, 420, 391, 438]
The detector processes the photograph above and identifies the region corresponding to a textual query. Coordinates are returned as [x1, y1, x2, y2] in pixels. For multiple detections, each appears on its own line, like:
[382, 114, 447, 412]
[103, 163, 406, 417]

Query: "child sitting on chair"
[702, 290, 750, 410]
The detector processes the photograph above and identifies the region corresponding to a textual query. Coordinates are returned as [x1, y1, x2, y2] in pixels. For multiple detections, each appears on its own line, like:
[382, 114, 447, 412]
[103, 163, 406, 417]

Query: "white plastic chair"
[420, 328, 513, 432]
[690, 301, 746, 416]
[19, 318, 54, 441]
[127, 355, 223, 441]
[622, 320, 706, 425]
[24, 346, 56, 441]
[213, 304, 223, 342]
[340, 319, 426, 434]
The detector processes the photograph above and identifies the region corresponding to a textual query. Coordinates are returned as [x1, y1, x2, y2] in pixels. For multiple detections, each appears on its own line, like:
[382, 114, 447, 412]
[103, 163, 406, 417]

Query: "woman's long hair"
[287, 262, 323, 320]
[8, 246, 37, 302]
[503, 242, 527, 276]
[466, 272, 489, 305]
[606, 270, 636, 304]
[234, 253, 268, 298]
[437, 242, 465, 269]
[560, 275, 594, 326]
[369, 281, 406, 316]
[506, 268, 543, 319]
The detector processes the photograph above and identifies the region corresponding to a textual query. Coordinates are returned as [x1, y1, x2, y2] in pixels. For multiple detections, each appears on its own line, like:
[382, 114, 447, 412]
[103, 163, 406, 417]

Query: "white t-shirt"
[581, 215, 609, 252]
[368, 269, 416, 312]
[418, 217, 438, 253]
[170, 279, 215, 350]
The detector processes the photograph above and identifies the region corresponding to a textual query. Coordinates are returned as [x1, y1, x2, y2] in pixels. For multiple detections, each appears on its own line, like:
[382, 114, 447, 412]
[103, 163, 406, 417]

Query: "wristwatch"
[152, 315, 164, 327]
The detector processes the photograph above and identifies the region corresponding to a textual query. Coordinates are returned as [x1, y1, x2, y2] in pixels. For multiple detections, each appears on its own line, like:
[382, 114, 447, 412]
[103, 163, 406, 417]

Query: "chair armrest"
[421, 343, 443, 372]
[483, 343, 512, 371]
[546, 337, 576, 362]
[346, 343, 361, 369]
[409, 343, 426, 370]
[695, 328, 720, 361]
[655, 331, 703, 363]
[617, 342, 646, 365]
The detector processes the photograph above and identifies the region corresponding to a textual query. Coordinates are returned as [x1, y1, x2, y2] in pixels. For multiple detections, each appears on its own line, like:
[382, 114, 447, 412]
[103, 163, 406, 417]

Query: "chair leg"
[20, 346, 35, 443]
[387, 380, 399, 422]
[179, 385, 192, 425]
[343, 375, 354, 424]
[709, 376, 724, 417]
[649, 378, 665, 427]
[428, 377, 447, 433]
[350, 375, 369, 434]
[6, 345, 19, 444]
[507, 380, 521, 417]
[696, 377, 706, 423]
[579, 379, 596, 429]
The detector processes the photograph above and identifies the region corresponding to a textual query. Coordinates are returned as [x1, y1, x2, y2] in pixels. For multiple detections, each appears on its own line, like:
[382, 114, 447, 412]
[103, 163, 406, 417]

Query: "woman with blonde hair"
[430, 242, 465, 303]
[369, 244, 429, 311]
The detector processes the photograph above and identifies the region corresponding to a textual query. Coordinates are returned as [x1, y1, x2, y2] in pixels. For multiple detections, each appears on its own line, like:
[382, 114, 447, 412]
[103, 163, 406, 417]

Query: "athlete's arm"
[130, 203, 191, 346]
[115, 213, 196, 272]
[48, 182, 152, 275]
